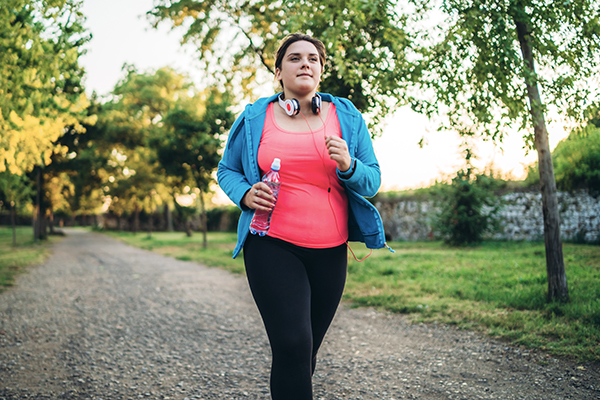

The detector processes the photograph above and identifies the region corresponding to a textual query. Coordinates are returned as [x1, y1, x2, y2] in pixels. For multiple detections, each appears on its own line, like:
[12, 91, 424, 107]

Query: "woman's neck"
[283, 89, 317, 114]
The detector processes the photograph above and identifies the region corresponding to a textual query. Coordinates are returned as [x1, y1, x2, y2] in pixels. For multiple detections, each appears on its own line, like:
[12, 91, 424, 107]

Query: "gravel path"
[1, 229, 599, 400]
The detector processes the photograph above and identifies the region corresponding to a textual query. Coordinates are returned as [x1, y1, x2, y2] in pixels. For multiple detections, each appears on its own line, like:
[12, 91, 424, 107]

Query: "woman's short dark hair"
[275, 33, 326, 74]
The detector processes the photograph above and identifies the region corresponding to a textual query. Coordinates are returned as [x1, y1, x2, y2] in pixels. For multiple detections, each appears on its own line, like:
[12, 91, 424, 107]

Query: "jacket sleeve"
[338, 113, 381, 198]
[217, 112, 253, 210]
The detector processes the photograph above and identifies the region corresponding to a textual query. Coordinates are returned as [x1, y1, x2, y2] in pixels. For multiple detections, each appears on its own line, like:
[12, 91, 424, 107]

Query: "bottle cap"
[271, 158, 281, 171]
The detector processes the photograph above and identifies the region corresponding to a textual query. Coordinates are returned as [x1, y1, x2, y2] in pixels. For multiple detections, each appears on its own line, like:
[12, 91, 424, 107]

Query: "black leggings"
[243, 234, 347, 400]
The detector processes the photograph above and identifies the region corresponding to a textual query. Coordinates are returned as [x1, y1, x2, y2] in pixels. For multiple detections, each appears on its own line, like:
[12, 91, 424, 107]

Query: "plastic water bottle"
[249, 158, 281, 236]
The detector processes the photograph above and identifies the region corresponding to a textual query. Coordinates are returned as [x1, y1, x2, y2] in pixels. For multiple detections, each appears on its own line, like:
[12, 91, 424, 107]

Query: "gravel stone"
[1, 229, 599, 399]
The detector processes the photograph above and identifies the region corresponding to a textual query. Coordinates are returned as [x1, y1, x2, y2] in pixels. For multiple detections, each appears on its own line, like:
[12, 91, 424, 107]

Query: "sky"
[79, 0, 570, 200]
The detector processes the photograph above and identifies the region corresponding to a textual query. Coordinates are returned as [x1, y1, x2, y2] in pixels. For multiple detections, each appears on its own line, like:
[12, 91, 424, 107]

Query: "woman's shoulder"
[320, 93, 361, 117]
[242, 94, 280, 119]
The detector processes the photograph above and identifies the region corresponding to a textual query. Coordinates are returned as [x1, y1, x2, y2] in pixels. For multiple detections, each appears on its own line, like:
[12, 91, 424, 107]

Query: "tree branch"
[221, 5, 274, 75]
[238, 27, 275, 75]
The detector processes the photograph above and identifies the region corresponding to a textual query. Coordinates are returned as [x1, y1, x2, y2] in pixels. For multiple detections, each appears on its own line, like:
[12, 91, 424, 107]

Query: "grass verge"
[0, 226, 59, 292]
[345, 240, 600, 363]
[102, 230, 244, 274]
[103, 230, 600, 362]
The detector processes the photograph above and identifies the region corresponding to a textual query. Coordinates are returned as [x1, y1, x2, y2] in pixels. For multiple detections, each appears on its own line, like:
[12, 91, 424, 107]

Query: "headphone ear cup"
[290, 99, 300, 116]
[283, 99, 295, 116]
[312, 94, 321, 114]
[279, 94, 300, 116]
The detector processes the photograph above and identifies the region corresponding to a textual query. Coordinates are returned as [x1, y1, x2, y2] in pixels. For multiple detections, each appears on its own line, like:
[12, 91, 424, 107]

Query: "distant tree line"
[0, 62, 235, 247]
[0, 0, 236, 247]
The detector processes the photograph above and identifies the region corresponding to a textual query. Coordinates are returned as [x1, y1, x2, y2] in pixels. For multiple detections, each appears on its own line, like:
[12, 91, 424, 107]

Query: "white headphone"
[278, 93, 321, 116]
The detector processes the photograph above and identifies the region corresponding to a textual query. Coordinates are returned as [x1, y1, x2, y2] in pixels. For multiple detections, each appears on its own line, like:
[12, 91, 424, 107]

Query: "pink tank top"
[257, 103, 349, 248]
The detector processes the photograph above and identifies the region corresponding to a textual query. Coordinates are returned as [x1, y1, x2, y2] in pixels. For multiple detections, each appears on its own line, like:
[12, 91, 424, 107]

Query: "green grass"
[103, 230, 600, 362]
[345, 240, 600, 362]
[103, 230, 245, 274]
[0, 226, 58, 291]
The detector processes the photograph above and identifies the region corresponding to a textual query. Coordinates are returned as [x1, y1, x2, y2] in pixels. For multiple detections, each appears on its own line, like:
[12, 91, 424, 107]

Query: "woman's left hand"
[325, 136, 352, 173]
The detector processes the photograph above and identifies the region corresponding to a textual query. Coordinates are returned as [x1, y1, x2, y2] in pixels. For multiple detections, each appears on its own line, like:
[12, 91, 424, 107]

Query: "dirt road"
[1, 229, 598, 399]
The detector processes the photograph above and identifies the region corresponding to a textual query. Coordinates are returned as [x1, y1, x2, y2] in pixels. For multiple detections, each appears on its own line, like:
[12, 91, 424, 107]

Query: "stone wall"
[375, 199, 436, 242]
[375, 189, 600, 243]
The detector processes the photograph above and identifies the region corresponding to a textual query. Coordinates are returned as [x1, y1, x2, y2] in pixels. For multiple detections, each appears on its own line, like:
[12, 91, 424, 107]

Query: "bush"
[435, 167, 501, 246]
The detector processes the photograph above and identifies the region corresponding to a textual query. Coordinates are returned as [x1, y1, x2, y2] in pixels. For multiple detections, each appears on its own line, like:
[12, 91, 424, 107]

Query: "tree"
[106, 147, 163, 234]
[99, 66, 193, 233]
[527, 124, 600, 192]
[49, 96, 106, 222]
[99, 65, 231, 237]
[110, 66, 192, 144]
[551, 128, 600, 193]
[0, 0, 91, 175]
[157, 89, 234, 246]
[0, 0, 92, 240]
[43, 171, 75, 232]
[408, 0, 600, 302]
[148, 0, 413, 132]
[436, 150, 501, 246]
[149, 0, 600, 301]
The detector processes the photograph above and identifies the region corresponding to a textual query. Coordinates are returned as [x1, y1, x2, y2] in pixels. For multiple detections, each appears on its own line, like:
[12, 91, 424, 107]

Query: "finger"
[326, 138, 348, 153]
[254, 200, 273, 211]
[251, 185, 275, 208]
[251, 192, 273, 210]
[328, 145, 349, 158]
[257, 182, 273, 194]
[328, 143, 347, 153]
[254, 186, 274, 202]
[325, 136, 341, 147]
[256, 194, 275, 206]
[326, 136, 346, 145]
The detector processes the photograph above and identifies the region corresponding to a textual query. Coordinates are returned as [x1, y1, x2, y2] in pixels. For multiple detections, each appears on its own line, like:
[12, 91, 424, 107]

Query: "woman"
[217, 33, 388, 399]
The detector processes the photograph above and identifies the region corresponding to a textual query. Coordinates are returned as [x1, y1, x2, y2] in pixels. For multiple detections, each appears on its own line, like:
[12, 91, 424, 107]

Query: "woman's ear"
[275, 67, 281, 81]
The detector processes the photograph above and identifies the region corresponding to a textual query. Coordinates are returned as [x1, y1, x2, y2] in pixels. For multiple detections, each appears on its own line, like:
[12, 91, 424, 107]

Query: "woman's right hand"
[242, 182, 275, 211]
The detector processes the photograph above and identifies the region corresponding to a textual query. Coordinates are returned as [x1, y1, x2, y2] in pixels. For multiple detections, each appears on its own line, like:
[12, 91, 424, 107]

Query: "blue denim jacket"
[217, 93, 388, 258]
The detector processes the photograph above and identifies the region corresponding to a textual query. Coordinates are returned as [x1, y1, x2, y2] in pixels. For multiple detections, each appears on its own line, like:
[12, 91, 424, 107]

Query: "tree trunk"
[34, 166, 41, 242]
[48, 206, 55, 235]
[147, 206, 154, 239]
[173, 193, 192, 236]
[11, 203, 17, 246]
[514, 10, 569, 302]
[39, 170, 48, 240]
[185, 218, 192, 237]
[133, 203, 140, 235]
[199, 189, 207, 249]
[41, 213, 48, 240]
[165, 203, 173, 232]
[32, 204, 37, 241]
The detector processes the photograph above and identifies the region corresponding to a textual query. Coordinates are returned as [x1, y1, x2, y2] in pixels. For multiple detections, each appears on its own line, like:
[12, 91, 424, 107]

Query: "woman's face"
[275, 40, 323, 96]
